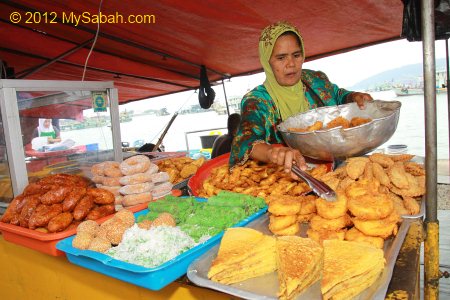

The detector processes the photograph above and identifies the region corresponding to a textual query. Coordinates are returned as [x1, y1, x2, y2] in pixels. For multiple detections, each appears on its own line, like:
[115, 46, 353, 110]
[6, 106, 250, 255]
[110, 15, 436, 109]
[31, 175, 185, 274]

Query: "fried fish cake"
[270, 222, 299, 236]
[269, 214, 298, 231]
[348, 194, 394, 220]
[345, 227, 384, 249]
[267, 195, 302, 215]
[352, 211, 399, 239]
[315, 192, 347, 220]
[309, 214, 352, 231]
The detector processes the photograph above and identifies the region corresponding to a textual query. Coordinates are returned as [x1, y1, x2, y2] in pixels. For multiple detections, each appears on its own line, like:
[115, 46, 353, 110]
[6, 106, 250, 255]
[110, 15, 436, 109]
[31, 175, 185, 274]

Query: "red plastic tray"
[0, 209, 130, 256]
[188, 152, 333, 196]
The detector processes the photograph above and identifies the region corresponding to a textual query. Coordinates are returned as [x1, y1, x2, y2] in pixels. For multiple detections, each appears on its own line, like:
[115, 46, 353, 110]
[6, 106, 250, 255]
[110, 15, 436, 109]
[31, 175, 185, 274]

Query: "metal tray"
[187, 213, 414, 300]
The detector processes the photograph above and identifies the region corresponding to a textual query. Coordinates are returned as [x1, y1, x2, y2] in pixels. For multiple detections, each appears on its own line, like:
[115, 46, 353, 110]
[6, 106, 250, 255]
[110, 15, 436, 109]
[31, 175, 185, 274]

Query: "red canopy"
[0, 0, 404, 104]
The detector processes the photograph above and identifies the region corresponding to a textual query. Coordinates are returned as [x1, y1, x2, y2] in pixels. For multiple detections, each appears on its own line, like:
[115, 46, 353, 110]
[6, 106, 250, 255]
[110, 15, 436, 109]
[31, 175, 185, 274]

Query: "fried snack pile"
[157, 156, 206, 184]
[72, 209, 135, 252]
[1, 174, 116, 233]
[197, 160, 329, 198]
[91, 157, 173, 208]
[288, 116, 372, 132]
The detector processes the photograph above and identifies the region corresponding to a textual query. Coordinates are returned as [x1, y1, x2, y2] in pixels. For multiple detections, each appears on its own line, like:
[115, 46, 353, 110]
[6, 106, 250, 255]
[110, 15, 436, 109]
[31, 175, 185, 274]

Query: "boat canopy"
[1, 0, 404, 104]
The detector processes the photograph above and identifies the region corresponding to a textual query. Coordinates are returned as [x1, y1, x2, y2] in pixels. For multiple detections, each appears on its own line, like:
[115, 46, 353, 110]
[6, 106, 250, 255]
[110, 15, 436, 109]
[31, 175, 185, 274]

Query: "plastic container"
[387, 144, 408, 154]
[199, 135, 219, 148]
[86, 143, 99, 151]
[0, 209, 132, 256]
[56, 203, 267, 291]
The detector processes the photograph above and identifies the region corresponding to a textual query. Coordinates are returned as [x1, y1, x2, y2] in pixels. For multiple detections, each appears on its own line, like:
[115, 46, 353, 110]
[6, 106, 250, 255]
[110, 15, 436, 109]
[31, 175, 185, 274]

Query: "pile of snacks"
[157, 156, 206, 185]
[1, 174, 115, 232]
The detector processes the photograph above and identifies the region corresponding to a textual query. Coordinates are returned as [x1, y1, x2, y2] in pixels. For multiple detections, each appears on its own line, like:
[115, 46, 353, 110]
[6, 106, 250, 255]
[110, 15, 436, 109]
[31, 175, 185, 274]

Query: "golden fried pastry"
[388, 193, 409, 216]
[309, 214, 352, 231]
[326, 116, 350, 129]
[315, 192, 347, 220]
[369, 153, 394, 168]
[180, 164, 198, 179]
[404, 161, 426, 176]
[267, 195, 302, 216]
[306, 228, 346, 245]
[72, 231, 94, 250]
[388, 154, 415, 162]
[77, 220, 100, 235]
[346, 158, 367, 180]
[363, 162, 374, 181]
[372, 162, 391, 187]
[299, 195, 317, 215]
[88, 236, 112, 252]
[269, 214, 298, 231]
[348, 194, 394, 220]
[387, 162, 409, 189]
[337, 177, 355, 191]
[350, 117, 372, 127]
[352, 211, 399, 239]
[270, 222, 299, 236]
[390, 173, 425, 197]
[345, 227, 384, 249]
[402, 196, 420, 215]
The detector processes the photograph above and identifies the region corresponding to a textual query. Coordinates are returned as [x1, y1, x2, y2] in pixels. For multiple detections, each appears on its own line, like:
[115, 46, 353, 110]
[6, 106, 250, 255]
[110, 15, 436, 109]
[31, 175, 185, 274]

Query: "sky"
[121, 39, 448, 113]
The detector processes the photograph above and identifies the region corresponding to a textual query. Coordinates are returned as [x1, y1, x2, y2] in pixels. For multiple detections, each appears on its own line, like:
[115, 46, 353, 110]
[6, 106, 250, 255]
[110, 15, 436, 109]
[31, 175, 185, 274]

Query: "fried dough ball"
[270, 222, 299, 236]
[88, 236, 112, 253]
[72, 231, 94, 250]
[113, 209, 135, 228]
[306, 228, 346, 245]
[309, 214, 352, 231]
[315, 192, 347, 219]
[345, 227, 385, 249]
[138, 220, 153, 230]
[105, 220, 129, 245]
[77, 220, 100, 235]
[151, 213, 176, 227]
[348, 194, 394, 220]
[269, 214, 298, 231]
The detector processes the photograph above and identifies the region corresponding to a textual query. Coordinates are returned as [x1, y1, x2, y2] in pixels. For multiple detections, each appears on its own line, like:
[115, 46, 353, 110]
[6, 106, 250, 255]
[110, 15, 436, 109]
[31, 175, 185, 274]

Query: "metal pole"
[421, 0, 439, 299]
[446, 38, 449, 162]
[16, 38, 95, 79]
[222, 79, 230, 116]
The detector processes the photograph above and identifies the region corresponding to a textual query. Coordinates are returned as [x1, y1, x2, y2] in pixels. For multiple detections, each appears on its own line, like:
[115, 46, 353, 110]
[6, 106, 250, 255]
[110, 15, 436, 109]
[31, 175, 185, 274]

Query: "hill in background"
[350, 58, 447, 91]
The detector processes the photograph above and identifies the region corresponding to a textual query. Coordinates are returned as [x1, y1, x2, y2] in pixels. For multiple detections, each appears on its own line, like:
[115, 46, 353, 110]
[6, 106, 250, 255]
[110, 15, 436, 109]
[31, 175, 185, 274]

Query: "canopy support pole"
[16, 38, 95, 79]
[222, 79, 230, 116]
[421, 0, 439, 299]
[446, 38, 449, 162]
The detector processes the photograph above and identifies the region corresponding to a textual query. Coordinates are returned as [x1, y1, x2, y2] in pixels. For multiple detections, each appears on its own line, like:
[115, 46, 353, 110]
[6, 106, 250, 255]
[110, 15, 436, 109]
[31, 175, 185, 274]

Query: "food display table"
[0, 219, 423, 300]
[0, 235, 238, 300]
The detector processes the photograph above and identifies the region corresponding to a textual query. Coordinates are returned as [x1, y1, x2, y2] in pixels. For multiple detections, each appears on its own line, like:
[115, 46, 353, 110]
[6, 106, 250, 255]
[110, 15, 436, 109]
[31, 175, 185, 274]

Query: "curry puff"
[322, 240, 385, 300]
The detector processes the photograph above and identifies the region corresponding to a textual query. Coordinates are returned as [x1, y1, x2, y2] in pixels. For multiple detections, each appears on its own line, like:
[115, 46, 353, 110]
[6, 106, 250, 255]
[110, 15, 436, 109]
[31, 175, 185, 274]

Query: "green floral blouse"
[229, 69, 352, 168]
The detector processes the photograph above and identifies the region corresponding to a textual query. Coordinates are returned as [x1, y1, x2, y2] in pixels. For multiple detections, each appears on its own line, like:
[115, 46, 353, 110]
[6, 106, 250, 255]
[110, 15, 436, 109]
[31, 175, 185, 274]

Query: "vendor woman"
[31, 118, 61, 143]
[229, 21, 373, 174]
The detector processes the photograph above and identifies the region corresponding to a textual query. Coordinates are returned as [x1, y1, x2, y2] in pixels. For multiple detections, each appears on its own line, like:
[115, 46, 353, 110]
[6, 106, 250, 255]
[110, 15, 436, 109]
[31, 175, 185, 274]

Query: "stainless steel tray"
[187, 213, 414, 300]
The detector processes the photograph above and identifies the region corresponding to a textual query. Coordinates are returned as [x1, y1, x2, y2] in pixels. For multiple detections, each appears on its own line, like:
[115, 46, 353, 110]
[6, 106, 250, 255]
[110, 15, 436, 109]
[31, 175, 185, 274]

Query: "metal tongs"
[291, 164, 337, 202]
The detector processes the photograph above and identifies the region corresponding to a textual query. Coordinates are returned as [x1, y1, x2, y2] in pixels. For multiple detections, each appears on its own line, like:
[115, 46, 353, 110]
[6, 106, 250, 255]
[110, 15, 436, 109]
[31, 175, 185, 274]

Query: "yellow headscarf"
[259, 21, 310, 120]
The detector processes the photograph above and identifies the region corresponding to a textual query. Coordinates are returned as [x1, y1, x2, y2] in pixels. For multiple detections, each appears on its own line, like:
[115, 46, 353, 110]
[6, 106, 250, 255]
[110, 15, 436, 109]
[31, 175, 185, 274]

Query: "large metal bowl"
[277, 100, 401, 161]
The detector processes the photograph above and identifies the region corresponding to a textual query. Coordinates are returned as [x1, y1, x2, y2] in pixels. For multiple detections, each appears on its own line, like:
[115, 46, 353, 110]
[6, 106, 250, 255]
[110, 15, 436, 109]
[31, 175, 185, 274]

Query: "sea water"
[60, 91, 449, 160]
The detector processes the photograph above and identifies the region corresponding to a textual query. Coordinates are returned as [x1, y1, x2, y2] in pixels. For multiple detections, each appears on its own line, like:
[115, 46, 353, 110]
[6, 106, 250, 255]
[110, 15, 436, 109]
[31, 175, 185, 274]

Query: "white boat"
[394, 87, 423, 96]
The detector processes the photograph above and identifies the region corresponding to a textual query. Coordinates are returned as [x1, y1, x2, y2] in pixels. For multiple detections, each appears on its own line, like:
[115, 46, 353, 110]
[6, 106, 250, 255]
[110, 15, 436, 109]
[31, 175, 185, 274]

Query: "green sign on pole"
[92, 92, 108, 112]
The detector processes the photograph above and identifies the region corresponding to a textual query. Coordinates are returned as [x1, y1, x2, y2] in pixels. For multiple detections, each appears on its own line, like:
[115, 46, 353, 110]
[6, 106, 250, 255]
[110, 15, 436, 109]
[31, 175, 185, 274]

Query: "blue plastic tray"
[56, 201, 267, 291]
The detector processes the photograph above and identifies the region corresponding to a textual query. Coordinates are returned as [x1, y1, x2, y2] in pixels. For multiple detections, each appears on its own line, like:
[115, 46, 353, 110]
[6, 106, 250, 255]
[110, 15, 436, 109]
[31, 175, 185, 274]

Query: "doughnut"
[91, 162, 106, 176]
[119, 168, 155, 185]
[269, 214, 297, 231]
[122, 192, 153, 207]
[309, 214, 352, 231]
[119, 155, 151, 175]
[348, 193, 394, 220]
[103, 161, 123, 177]
[119, 182, 154, 195]
[86, 188, 115, 204]
[267, 195, 301, 216]
[315, 192, 348, 220]
[270, 222, 299, 236]
[102, 177, 122, 187]
[149, 172, 170, 183]
[151, 182, 173, 198]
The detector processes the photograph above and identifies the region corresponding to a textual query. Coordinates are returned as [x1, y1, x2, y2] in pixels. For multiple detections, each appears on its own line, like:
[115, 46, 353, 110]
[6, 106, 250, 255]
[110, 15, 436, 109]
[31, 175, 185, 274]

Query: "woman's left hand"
[349, 92, 373, 109]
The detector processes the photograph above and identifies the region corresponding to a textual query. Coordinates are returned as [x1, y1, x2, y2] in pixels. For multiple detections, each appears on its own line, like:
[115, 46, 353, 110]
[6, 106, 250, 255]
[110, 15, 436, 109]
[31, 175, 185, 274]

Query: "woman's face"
[43, 119, 51, 128]
[269, 34, 303, 86]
